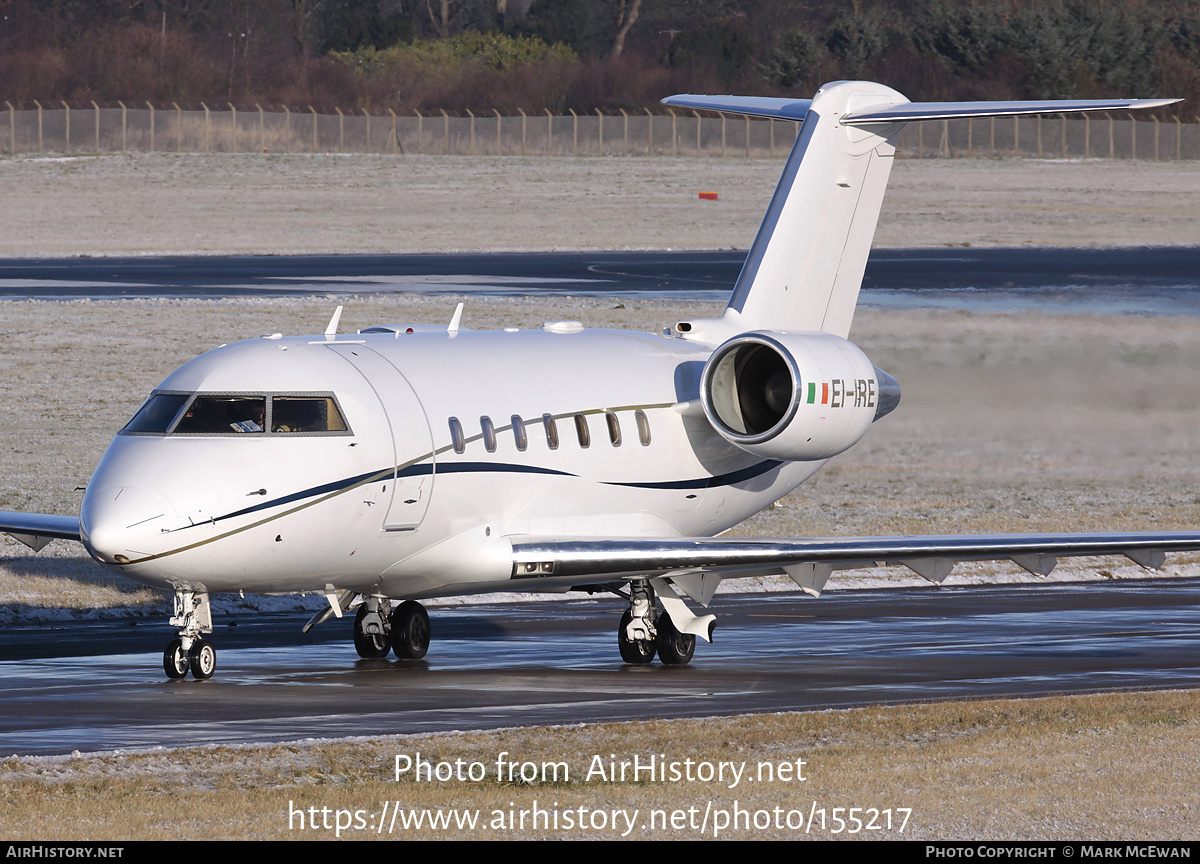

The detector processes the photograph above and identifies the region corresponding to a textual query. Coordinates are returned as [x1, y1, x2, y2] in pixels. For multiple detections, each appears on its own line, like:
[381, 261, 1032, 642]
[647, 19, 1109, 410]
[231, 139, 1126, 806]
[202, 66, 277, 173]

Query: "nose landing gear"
[163, 590, 216, 680]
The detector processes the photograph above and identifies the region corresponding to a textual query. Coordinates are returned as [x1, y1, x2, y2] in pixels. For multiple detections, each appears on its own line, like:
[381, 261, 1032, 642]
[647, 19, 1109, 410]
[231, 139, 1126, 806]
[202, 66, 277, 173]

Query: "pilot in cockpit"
[230, 402, 265, 433]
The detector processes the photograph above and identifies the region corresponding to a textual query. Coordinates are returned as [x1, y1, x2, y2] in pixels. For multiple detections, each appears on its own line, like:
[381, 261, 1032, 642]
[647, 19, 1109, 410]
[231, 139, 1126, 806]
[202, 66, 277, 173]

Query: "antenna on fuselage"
[447, 302, 464, 334]
[324, 305, 344, 339]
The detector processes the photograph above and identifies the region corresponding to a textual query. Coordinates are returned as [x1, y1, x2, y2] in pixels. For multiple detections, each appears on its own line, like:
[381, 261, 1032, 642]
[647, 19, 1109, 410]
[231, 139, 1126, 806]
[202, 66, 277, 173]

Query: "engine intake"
[700, 331, 897, 461]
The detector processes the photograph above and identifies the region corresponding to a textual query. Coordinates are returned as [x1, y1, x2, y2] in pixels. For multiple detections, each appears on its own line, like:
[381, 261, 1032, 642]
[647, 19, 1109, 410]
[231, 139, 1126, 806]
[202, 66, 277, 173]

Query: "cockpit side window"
[122, 393, 190, 434]
[174, 396, 267, 434]
[272, 396, 348, 433]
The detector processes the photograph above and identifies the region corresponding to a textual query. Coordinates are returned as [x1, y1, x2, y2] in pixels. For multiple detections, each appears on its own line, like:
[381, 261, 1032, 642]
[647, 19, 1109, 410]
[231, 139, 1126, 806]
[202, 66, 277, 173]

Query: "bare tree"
[611, 0, 642, 58]
[426, 0, 466, 37]
[290, 0, 324, 55]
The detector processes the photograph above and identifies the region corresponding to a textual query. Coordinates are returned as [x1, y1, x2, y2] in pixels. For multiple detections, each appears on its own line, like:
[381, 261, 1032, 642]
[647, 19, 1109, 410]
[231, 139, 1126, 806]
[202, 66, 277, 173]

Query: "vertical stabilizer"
[661, 84, 1178, 343]
[722, 81, 905, 338]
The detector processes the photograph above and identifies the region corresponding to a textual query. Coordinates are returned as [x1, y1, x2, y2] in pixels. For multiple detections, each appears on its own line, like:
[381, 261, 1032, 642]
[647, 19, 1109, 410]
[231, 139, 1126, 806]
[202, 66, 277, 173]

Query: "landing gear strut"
[353, 599, 391, 659]
[618, 608, 657, 664]
[617, 579, 697, 666]
[163, 589, 216, 680]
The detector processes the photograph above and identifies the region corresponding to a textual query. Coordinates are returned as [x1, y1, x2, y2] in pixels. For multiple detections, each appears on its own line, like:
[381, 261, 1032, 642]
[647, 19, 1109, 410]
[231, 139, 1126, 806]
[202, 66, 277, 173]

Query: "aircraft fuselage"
[80, 325, 834, 598]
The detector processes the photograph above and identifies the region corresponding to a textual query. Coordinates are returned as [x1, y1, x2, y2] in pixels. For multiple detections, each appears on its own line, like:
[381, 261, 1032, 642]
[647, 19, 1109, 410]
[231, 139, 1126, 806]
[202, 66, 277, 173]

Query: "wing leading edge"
[512, 531, 1200, 596]
[0, 511, 83, 552]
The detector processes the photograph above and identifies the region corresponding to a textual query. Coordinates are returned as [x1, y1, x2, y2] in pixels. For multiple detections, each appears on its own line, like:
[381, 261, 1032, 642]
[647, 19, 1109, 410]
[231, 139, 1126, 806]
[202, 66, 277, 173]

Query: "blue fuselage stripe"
[179, 458, 782, 530]
[603, 460, 783, 490]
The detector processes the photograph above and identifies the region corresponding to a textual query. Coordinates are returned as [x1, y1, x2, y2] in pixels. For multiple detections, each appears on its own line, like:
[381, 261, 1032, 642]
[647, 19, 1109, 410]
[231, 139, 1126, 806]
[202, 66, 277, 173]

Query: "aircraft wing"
[0, 511, 83, 552]
[511, 531, 1200, 597]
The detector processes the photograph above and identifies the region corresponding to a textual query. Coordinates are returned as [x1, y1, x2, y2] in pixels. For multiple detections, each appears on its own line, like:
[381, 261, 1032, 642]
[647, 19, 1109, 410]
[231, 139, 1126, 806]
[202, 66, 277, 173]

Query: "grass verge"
[1, 690, 1196, 840]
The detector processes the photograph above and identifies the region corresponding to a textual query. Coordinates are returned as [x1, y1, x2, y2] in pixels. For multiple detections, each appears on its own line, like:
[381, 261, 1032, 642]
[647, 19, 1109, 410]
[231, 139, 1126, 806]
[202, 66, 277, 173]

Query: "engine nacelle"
[700, 331, 899, 461]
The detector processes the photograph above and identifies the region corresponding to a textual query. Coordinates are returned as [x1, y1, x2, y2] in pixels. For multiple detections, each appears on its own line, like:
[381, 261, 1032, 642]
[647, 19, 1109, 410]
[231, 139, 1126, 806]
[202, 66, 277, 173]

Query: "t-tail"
[662, 82, 1177, 341]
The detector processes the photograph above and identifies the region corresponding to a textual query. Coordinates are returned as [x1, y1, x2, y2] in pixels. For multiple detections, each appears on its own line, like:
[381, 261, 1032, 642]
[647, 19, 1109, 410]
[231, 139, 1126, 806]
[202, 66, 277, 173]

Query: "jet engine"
[700, 331, 900, 461]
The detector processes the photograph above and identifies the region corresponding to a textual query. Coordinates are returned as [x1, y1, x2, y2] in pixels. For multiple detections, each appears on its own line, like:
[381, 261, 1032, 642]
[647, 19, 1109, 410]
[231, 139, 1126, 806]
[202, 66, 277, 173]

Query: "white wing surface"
[0, 511, 83, 552]
[511, 531, 1200, 596]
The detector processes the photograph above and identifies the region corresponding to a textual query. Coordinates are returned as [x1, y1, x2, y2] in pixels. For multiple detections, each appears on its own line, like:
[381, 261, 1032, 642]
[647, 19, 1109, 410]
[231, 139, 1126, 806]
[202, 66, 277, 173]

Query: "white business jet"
[4, 81, 1197, 680]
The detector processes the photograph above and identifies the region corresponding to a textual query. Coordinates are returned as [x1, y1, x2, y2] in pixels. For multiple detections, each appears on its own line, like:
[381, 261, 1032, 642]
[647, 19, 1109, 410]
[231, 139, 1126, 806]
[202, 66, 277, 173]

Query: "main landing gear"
[353, 596, 431, 661]
[617, 579, 695, 666]
[163, 589, 217, 680]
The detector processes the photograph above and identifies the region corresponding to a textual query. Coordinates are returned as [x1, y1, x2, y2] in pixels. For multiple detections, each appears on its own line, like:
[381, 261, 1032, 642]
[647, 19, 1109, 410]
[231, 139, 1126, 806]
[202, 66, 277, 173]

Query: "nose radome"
[81, 484, 173, 564]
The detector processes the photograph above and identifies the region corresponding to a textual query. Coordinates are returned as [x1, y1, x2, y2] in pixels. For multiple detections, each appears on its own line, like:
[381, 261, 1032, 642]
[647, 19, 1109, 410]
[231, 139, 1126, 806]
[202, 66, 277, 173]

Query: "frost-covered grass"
[0, 691, 1196, 840]
[0, 153, 1197, 257]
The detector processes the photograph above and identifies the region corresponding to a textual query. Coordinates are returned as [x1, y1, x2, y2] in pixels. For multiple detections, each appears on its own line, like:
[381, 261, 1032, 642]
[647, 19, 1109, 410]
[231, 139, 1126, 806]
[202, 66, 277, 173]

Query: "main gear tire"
[390, 601, 431, 660]
[655, 613, 695, 666]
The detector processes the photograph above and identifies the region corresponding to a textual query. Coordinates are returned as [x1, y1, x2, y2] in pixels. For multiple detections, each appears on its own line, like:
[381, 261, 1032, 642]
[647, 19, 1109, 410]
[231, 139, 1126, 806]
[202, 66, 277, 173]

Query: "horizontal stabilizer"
[844, 98, 1180, 125]
[659, 94, 1179, 125]
[659, 95, 812, 122]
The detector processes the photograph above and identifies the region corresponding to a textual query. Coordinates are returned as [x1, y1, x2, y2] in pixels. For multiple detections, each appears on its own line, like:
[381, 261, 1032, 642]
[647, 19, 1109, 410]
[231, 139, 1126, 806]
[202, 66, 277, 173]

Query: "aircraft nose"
[81, 484, 173, 565]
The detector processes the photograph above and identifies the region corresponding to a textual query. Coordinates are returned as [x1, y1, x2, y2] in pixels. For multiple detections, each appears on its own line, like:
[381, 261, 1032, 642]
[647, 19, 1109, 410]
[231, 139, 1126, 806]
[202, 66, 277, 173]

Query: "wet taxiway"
[2, 579, 1199, 756]
[2, 247, 1200, 315]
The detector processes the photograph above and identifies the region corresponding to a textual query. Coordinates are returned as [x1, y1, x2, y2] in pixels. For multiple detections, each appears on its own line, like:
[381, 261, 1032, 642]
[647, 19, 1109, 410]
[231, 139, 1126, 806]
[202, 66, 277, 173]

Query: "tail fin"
[662, 84, 1178, 340]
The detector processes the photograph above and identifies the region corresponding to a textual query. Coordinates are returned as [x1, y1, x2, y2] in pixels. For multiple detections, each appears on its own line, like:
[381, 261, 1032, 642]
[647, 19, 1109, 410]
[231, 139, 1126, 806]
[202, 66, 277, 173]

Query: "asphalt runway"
[2, 247, 1200, 314]
[2, 578, 1199, 756]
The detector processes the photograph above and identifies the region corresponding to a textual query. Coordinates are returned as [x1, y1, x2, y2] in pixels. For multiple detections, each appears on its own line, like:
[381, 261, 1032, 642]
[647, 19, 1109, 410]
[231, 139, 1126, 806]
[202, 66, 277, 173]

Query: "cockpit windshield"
[121, 392, 350, 436]
[123, 393, 190, 434]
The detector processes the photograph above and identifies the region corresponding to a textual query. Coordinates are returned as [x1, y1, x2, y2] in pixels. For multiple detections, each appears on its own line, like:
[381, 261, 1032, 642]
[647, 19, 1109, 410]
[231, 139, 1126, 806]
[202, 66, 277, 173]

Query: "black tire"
[390, 601, 430, 660]
[354, 605, 391, 659]
[163, 638, 188, 679]
[655, 613, 695, 666]
[617, 609, 656, 665]
[188, 638, 217, 679]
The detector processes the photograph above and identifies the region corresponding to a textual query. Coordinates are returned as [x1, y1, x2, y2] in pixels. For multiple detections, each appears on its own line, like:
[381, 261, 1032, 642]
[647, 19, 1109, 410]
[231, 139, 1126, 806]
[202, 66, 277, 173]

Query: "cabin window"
[605, 411, 622, 447]
[481, 416, 497, 452]
[122, 393, 189, 434]
[511, 415, 527, 451]
[271, 396, 347, 433]
[574, 414, 590, 448]
[543, 414, 559, 450]
[635, 409, 651, 446]
[449, 417, 465, 454]
[175, 396, 267, 434]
